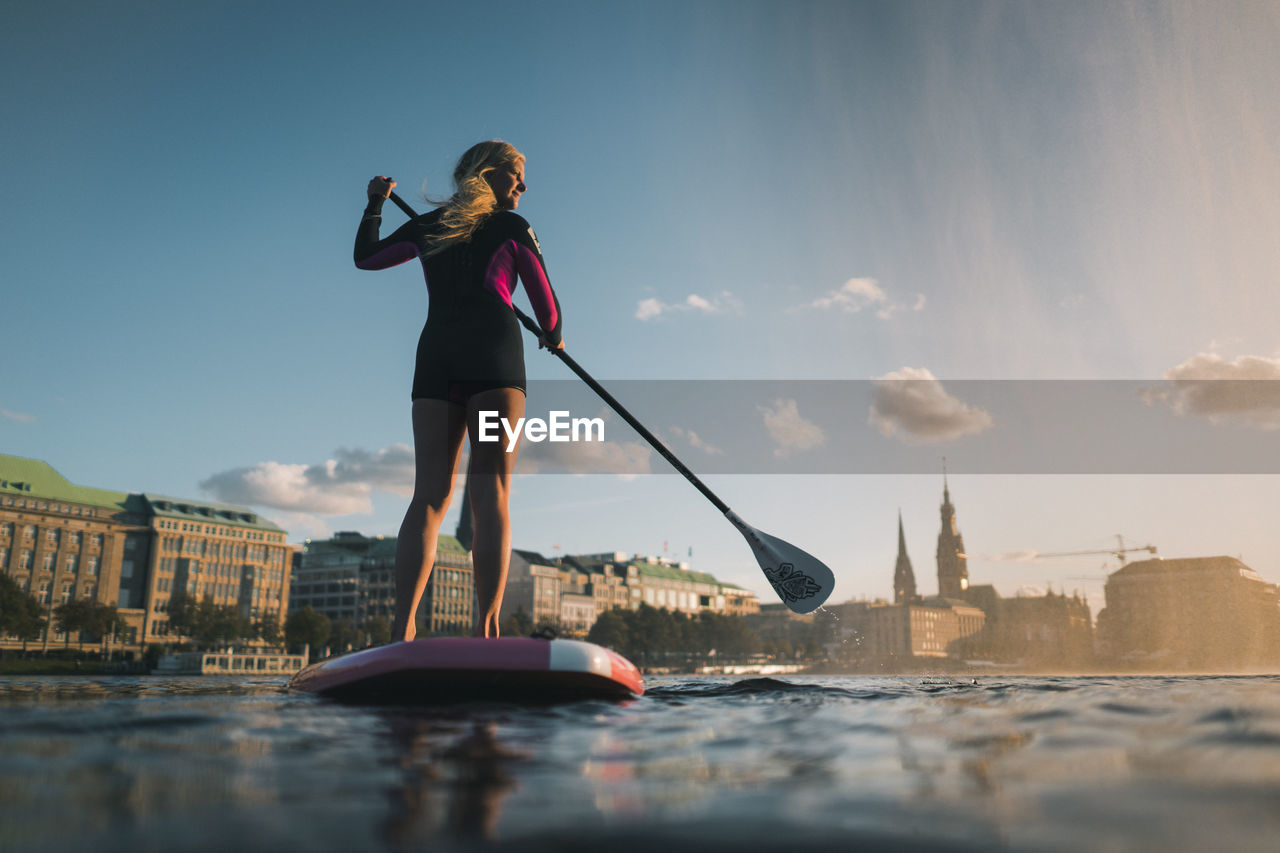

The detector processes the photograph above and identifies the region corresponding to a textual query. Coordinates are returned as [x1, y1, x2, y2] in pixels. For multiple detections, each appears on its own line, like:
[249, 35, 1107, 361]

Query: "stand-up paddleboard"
[288, 637, 644, 703]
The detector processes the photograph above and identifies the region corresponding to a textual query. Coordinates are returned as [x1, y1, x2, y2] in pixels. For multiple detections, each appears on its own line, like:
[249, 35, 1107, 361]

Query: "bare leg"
[466, 387, 525, 638]
[392, 398, 468, 642]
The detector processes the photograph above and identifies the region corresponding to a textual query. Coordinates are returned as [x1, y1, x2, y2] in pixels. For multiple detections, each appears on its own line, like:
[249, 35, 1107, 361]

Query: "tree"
[167, 591, 194, 640]
[256, 614, 284, 648]
[82, 602, 123, 643]
[0, 575, 46, 649]
[502, 606, 533, 639]
[285, 606, 330, 653]
[365, 615, 391, 647]
[204, 604, 252, 648]
[54, 599, 95, 647]
[329, 619, 361, 653]
[587, 608, 630, 652]
[633, 604, 674, 666]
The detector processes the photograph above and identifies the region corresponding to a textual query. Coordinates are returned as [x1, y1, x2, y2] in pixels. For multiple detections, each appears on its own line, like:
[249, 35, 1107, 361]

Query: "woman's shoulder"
[488, 209, 533, 232]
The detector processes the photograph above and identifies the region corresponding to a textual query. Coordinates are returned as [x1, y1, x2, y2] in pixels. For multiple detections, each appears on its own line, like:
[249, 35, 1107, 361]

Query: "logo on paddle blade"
[763, 562, 822, 602]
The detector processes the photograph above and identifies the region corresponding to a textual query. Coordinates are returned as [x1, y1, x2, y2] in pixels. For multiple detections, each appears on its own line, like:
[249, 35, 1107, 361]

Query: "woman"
[354, 140, 563, 641]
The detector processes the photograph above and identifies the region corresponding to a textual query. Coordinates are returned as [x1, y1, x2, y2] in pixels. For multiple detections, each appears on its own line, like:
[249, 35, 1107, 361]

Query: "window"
[42, 553, 54, 572]
[65, 555, 78, 573]
[86, 557, 98, 576]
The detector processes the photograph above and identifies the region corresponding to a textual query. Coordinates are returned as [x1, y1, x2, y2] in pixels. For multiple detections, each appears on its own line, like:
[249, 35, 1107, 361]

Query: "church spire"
[936, 470, 969, 599]
[894, 510, 918, 604]
[455, 472, 474, 551]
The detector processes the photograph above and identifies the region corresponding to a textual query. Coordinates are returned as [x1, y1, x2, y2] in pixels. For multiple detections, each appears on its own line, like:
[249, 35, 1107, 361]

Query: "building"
[893, 511, 918, 604]
[500, 549, 762, 635]
[625, 554, 730, 613]
[502, 549, 564, 629]
[722, 584, 762, 616]
[936, 475, 970, 599]
[1096, 556, 1280, 670]
[828, 597, 986, 664]
[822, 482, 990, 667]
[1, 454, 290, 652]
[292, 532, 474, 636]
[144, 496, 290, 644]
[289, 532, 367, 625]
[956, 585, 1093, 667]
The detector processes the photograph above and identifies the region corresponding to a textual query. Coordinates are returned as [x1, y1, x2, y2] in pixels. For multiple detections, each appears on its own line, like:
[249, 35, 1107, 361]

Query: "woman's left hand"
[367, 176, 396, 199]
[538, 336, 565, 351]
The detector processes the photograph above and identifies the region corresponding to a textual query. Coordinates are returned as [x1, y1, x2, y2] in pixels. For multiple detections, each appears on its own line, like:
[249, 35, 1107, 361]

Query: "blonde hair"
[422, 140, 525, 258]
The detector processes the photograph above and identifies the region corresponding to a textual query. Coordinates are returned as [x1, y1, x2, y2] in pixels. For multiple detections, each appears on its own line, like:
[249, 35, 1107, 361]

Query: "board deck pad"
[288, 637, 644, 703]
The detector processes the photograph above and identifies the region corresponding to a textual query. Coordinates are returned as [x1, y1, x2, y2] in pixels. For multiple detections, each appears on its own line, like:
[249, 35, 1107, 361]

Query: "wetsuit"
[354, 196, 562, 403]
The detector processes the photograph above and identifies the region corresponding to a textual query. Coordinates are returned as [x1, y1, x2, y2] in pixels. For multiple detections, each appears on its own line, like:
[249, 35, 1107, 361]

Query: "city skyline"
[5, 2, 1280, 611]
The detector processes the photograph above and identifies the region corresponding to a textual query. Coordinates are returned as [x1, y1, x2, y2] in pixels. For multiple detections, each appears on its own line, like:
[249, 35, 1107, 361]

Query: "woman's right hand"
[367, 176, 396, 199]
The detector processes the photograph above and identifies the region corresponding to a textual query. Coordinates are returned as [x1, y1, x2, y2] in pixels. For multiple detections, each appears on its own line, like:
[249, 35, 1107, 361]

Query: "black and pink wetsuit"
[354, 196, 562, 403]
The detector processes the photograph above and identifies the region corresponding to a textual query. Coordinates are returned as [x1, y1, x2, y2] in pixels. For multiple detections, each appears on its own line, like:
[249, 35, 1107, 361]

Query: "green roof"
[437, 535, 467, 555]
[365, 538, 397, 560]
[305, 533, 468, 560]
[629, 559, 722, 587]
[0, 454, 280, 532]
[143, 494, 283, 533]
[0, 454, 139, 513]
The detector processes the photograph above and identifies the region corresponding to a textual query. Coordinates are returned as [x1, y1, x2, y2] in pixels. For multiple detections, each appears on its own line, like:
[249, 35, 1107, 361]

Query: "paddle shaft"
[386, 190, 731, 516]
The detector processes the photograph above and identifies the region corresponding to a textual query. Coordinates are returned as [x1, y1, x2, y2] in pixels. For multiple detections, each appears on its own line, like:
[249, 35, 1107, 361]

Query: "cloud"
[1, 408, 36, 424]
[758, 398, 826, 457]
[515, 438, 652, 475]
[199, 444, 416, 515]
[670, 426, 725, 455]
[321, 445, 417, 496]
[265, 511, 334, 542]
[1141, 353, 1280, 430]
[200, 461, 374, 515]
[792, 277, 925, 319]
[868, 367, 994, 444]
[989, 549, 1043, 563]
[635, 290, 743, 321]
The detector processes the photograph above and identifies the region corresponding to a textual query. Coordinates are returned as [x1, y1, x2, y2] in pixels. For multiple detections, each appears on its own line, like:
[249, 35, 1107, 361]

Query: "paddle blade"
[726, 511, 835, 614]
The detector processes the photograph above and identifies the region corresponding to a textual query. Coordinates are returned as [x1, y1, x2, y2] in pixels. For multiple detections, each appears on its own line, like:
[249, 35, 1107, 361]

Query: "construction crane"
[1036, 535, 1157, 565]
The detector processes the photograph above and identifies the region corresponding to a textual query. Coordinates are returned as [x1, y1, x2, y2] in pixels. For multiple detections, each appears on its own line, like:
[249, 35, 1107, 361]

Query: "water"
[2, 675, 1279, 852]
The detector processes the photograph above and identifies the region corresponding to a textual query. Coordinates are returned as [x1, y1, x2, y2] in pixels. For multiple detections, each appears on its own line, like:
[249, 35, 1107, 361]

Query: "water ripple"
[3, 674, 1280, 852]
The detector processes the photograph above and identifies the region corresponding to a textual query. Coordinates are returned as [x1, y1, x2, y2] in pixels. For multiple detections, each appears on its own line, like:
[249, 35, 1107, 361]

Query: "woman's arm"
[353, 177, 420, 270]
[509, 217, 563, 348]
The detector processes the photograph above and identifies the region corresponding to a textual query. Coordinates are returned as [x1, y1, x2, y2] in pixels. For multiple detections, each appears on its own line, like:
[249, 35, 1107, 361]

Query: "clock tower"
[936, 474, 969, 599]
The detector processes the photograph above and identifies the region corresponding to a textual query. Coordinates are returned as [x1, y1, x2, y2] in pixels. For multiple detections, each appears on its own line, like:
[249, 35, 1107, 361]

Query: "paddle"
[386, 190, 835, 613]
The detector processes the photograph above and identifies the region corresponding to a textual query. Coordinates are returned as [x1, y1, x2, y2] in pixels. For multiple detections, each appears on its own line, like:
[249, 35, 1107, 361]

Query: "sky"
[4, 0, 1280, 615]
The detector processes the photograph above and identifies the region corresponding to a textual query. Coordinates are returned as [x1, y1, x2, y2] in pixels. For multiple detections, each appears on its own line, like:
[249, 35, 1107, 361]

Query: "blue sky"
[4, 1, 1280, 612]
